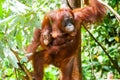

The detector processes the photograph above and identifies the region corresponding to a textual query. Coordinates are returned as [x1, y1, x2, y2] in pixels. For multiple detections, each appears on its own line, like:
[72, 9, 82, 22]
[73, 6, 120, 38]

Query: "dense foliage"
[82, 0, 120, 79]
[0, 0, 119, 80]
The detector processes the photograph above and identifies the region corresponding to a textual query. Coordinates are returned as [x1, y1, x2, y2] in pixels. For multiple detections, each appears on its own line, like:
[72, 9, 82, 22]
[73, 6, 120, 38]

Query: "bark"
[67, 1, 82, 80]
[61, 0, 82, 80]
[68, 0, 81, 9]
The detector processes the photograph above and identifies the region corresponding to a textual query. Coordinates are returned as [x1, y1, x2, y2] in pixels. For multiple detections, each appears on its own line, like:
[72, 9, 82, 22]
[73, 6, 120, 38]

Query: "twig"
[89, 51, 96, 79]
[14, 68, 18, 80]
[82, 24, 120, 74]
[66, 0, 73, 9]
[98, 0, 120, 22]
[10, 48, 32, 80]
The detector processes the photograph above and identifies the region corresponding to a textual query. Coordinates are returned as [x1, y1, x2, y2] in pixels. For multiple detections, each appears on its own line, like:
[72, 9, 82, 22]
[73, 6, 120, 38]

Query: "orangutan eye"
[62, 17, 74, 32]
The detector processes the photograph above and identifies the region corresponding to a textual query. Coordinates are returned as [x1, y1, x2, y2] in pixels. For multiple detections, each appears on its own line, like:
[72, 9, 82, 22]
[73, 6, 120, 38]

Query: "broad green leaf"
[0, 2, 3, 18]
[3, 48, 19, 68]
[16, 30, 23, 49]
[0, 15, 17, 25]
[9, 0, 30, 14]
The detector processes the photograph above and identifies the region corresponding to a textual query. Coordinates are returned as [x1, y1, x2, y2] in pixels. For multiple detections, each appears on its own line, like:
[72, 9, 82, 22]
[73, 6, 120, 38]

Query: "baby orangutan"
[26, 0, 106, 80]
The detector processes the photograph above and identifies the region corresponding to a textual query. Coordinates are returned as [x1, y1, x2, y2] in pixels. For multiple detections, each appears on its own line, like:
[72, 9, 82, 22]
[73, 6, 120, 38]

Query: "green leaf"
[3, 47, 19, 68]
[10, 0, 30, 14]
[20, 56, 28, 63]
[0, 2, 3, 18]
[0, 15, 17, 25]
[108, 37, 114, 42]
[16, 30, 23, 49]
[0, 42, 4, 58]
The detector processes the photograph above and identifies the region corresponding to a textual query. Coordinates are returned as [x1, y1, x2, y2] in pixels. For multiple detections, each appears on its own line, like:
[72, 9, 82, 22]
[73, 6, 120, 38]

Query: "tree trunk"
[61, 0, 82, 80]
[68, 0, 81, 9]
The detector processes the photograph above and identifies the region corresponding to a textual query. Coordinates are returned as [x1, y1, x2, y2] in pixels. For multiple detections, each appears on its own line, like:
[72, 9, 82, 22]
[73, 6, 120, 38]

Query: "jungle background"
[0, 0, 120, 80]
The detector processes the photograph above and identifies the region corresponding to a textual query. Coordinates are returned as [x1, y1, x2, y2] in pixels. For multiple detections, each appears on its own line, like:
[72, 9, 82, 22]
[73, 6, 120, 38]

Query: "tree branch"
[10, 48, 32, 80]
[98, 0, 120, 22]
[66, 0, 73, 9]
[82, 24, 120, 74]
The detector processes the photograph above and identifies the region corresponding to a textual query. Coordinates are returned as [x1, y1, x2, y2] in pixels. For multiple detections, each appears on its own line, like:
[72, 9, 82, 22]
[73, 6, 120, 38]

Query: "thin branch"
[66, 0, 73, 9]
[10, 48, 32, 80]
[98, 0, 120, 22]
[89, 51, 96, 79]
[82, 24, 120, 74]
[14, 68, 18, 80]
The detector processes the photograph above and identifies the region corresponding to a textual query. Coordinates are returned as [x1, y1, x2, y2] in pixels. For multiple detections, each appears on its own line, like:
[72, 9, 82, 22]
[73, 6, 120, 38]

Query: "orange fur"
[26, 0, 106, 80]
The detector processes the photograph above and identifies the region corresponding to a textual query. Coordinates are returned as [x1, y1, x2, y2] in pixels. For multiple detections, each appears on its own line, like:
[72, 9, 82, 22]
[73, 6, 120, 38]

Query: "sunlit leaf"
[114, 37, 119, 42]
[108, 37, 114, 42]
[0, 1, 3, 18]
[9, 0, 30, 14]
[3, 48, 19, 68]
[0, 15, 17, 25]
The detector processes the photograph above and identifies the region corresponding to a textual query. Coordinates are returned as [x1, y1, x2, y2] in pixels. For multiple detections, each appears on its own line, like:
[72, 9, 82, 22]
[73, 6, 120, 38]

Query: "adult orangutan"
[26, 0, 106, 80]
